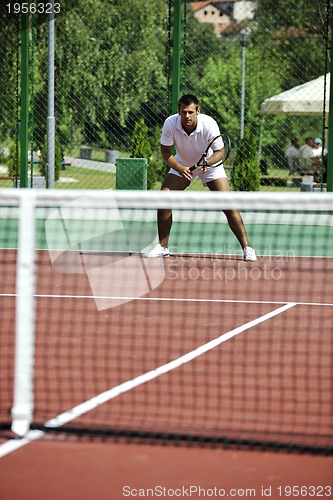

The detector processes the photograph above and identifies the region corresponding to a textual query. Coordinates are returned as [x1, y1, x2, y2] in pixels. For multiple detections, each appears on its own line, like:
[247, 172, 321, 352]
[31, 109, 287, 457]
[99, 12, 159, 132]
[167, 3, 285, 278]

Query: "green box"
[116, 158, 147, 190]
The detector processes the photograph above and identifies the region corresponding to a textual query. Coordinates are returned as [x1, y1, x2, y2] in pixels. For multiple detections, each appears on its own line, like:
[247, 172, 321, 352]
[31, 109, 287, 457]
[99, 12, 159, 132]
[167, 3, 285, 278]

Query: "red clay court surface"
[0, 250, 332, 498]
[0, 439, 332, 500]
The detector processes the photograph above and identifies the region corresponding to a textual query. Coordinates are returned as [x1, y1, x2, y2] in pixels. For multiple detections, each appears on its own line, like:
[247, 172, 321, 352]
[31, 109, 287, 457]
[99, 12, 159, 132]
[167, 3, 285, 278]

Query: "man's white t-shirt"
[160, 113, 223, 167]
[285, 145, 300, 172]
[312, 146, 322, 158]
[299, 144, 315, 160]
[285, 145, 299, 159]
[299, 144, 318, 172]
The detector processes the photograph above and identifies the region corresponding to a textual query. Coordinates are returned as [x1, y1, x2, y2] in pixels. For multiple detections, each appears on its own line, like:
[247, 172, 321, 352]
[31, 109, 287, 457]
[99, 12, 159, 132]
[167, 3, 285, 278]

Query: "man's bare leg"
[207, 177, 250, 250]
[158, 173, 190, 248]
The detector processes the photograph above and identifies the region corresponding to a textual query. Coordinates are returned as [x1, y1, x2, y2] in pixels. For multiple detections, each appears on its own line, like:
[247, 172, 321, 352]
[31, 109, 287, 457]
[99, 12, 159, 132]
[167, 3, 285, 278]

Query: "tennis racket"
[189, 133, 231, 172]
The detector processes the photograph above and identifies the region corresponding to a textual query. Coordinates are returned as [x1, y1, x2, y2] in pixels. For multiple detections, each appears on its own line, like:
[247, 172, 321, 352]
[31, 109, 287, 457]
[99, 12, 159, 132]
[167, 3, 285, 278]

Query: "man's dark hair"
[178, 94, 199, 110]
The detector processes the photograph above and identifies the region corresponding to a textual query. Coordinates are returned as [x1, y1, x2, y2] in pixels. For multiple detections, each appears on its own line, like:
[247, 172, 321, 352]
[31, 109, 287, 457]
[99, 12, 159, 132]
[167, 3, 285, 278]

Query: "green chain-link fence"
[0, 0, 331, 191]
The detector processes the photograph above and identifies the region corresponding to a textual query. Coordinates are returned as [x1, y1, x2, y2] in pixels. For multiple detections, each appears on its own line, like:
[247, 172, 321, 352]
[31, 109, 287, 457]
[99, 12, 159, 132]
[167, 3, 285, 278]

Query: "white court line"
[0, 293, 332, 307]
[1, 246, 333, 260]
[0, 302, 296, 458]
[0, 430, 44, 458]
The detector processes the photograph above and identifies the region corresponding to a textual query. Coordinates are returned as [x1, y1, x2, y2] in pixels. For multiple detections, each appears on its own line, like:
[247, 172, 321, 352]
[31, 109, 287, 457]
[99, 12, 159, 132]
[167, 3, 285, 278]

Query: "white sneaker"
[243, 246, 257, 262]
[144, 243, 170, 258]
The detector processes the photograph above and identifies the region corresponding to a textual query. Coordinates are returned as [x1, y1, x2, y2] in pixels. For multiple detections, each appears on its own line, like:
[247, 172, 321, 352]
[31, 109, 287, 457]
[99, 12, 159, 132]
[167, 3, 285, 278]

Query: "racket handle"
[190, 158, 209, 171]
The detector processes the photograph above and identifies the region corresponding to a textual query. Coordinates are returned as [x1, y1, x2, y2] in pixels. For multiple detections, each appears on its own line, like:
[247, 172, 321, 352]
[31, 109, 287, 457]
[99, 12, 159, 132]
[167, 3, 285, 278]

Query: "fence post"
[327, 60, 333, 191]
[19, 12, 29, 188]
[171, 0, 182, 114]
[47, 1, 56, 189]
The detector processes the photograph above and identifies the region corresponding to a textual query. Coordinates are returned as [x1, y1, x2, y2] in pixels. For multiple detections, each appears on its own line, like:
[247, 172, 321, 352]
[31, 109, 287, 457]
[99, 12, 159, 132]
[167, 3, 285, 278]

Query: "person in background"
[298, 137, 321, 179]
[313, 138, 328, 182]
[313, 138, 322, 158]
[313, 138, 327, 159]
[285, 137, 300, 174]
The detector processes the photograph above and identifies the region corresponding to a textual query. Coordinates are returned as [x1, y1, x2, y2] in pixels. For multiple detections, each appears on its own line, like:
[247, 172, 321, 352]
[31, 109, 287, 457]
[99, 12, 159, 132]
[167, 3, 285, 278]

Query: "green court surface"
[1, 217, 332, 258]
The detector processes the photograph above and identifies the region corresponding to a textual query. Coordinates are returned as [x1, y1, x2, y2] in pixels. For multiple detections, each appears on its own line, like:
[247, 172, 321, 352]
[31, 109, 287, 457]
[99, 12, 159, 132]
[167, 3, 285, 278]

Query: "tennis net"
[0, 189, 332, 454]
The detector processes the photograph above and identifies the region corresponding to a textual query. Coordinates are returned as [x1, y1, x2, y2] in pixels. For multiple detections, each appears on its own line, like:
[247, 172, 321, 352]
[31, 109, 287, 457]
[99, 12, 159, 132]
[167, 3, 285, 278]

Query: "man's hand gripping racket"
[189, 133, 231, 172]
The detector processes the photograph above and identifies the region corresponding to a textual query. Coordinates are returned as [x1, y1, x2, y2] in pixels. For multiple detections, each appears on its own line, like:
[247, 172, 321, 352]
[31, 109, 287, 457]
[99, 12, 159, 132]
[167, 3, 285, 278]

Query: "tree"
[254, 0, 328, 88]
[0, 0, 328, 190]
[0, 10, 19, 142]
[131, 118, 156, 190]
[231, 129, 261, 191]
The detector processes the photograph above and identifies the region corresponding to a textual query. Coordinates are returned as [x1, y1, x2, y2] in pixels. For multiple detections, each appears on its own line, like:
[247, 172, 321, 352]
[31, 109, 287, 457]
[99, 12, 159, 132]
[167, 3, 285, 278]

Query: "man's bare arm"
[160, 144, 193, 181]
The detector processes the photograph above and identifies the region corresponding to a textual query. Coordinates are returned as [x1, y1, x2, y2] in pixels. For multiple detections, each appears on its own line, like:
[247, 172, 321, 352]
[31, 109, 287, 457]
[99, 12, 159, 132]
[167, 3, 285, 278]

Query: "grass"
[0, 165, 116, 190]
[65, 146, 130, 162]
[265, 166, 290, 176]
[0, 161, 300, 192]
[55, 165, 116, 190]
[0, 179, 13, 188]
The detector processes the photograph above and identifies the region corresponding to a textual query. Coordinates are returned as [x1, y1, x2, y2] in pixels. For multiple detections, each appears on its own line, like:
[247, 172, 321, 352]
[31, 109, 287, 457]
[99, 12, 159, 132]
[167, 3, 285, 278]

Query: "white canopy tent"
[261, 74, 330, 116]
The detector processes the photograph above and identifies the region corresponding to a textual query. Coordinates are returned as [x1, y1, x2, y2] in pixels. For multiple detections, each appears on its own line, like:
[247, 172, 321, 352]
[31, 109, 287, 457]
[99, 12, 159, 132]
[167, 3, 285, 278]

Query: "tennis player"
[145, 94, 257, 261]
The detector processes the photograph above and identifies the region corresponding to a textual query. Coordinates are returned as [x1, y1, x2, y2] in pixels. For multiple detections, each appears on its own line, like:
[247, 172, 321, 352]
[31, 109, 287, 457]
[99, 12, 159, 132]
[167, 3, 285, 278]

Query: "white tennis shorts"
[169, 164, 227, 184]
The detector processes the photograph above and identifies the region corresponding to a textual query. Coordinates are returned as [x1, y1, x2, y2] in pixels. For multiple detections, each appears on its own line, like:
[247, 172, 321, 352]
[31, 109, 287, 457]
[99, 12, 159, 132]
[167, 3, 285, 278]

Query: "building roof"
[191, 0, 234, 11]
[191, 2, 218, 13]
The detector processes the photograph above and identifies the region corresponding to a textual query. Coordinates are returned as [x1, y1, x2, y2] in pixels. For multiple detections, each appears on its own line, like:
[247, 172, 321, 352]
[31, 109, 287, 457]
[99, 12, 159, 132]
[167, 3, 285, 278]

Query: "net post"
[11, 192, 37, 436]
